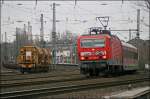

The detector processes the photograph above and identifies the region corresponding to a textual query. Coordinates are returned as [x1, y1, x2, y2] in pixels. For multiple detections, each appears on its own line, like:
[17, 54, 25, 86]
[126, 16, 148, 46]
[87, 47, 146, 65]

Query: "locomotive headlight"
[100, 51, 106, 55]
[80, 56, 85, 60]
[101, 51, 107, 59]
[102, 55, 107, 59]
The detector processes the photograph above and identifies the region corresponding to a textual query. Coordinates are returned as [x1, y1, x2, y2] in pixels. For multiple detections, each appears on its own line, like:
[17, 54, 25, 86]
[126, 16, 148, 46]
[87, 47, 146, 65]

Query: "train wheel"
[84, 73, 90, 78]
[104, 70, 111, 77]
[95, 69, 99, 76]
[43, 68, 46, 72]
[28, 68, 33, 73]
[119, 66, 124, 75]
[89, 69, 94, 77]
[43, 66, 49, 72]
[46, 66, 49, 72]
[20, 68, 25, 74]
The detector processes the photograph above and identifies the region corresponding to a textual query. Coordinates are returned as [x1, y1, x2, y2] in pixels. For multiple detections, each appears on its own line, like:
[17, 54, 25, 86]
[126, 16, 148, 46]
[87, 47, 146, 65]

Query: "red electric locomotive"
[77, 29, 138, 76]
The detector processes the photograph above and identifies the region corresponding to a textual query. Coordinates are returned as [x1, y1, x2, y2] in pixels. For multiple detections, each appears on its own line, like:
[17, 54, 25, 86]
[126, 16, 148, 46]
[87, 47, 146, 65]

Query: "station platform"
[104, 86, 150, 99]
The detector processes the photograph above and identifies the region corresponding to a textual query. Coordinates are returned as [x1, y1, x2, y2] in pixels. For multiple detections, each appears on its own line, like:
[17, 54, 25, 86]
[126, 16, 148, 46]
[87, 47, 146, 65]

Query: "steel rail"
[1, 72, 148, 88]
[1, 71, 79, 81]
[0, 74, 83, 88]
[1, 66, 79, 80]
[1, 67, 79, 77]
[2, 63, 78, 72]
[0, 77, 149, 99]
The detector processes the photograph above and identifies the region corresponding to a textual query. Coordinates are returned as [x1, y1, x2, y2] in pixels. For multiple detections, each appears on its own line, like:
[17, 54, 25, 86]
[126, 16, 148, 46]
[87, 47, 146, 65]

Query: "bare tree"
[133, 0, 149, 12]
[145, 0, 150, 9]
[132, 1, 149, 28]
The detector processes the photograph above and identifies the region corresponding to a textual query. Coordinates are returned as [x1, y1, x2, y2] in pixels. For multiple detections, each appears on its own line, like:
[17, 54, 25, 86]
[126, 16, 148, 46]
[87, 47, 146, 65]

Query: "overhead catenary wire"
[2, 1, 148, 41]
[2, 2, 141, 25]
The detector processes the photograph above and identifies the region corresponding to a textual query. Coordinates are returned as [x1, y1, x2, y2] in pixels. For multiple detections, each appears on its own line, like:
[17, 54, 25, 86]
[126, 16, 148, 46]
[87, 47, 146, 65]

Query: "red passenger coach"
[77, 30, 138, 76]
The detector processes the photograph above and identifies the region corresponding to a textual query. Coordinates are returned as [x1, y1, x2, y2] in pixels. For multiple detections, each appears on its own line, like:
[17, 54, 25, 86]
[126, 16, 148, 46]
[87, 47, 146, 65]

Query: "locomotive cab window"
[81, 38, 105, 48]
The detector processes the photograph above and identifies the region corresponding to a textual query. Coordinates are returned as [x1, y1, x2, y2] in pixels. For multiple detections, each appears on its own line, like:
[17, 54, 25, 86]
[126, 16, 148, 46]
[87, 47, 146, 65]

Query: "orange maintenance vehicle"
[17, 45, 52, 73]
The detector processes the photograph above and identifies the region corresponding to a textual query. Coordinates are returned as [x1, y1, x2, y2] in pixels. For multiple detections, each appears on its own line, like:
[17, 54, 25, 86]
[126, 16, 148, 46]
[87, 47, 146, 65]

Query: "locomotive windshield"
[81, 39, 105, 47]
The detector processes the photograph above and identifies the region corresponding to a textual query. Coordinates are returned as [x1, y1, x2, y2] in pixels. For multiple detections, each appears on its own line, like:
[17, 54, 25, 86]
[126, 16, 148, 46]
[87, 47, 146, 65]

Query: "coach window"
[126, 50, 131, 59]
[129, 51, 134, 59]
[134, 52, 138, 59]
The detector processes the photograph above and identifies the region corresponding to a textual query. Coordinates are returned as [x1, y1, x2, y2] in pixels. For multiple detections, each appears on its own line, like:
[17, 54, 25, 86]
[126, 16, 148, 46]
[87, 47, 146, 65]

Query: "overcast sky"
[1, 1, 149, 42]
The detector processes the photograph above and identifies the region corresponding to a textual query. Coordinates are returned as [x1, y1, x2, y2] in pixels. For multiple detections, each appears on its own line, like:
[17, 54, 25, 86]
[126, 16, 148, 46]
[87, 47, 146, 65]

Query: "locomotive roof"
[79, 34, 137, 50]
[121, 41, 137, 50]
[80, 34, 111, 38]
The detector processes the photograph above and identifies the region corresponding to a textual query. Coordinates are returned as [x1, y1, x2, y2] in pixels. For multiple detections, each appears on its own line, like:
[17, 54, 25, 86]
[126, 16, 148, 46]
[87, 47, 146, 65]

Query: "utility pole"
[149, 4, 150, 66]
[52, 3, 56, 65]
[29, 23, 32, 43]
[40, 14, 44, 45]
[1, 34, 3, 65]
[28, 22, 30, 36]
[136, 9, 140, 69]
[4, 32, 7, 63]
[137, 9, 140, 39]
[129, 29, 131, 41]
[23, 24, 27, 45]
[15, 28, 18, 63]
[0, 1, 2, 67]
[27, 21, 31, 44]
[28, 21, 32, 44]
[149, 6, 150, 42]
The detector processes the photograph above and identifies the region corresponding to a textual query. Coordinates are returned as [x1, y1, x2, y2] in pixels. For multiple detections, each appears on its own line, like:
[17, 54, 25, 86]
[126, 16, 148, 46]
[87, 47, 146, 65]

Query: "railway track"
[2, 63, 79, 76]
[0, 73, 83, 88]
[1, 69, 146, 82]
[0, 70, 20, 75]
[0, 77, 149, 99]
[1, 65, 79, 78]
[1, 68, 79, 76]
[1, 71, 148, 88]
[1, 69, 80, 81]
